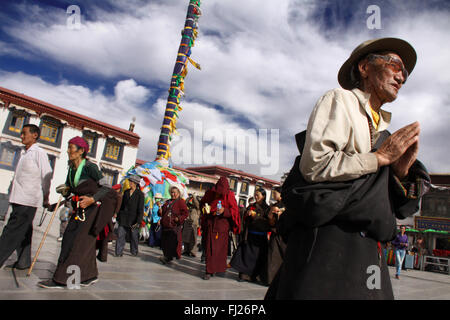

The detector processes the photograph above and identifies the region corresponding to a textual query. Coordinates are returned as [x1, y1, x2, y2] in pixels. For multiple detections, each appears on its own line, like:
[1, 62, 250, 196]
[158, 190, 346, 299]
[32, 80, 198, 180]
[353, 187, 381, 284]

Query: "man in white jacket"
[0, 124, 52, 270]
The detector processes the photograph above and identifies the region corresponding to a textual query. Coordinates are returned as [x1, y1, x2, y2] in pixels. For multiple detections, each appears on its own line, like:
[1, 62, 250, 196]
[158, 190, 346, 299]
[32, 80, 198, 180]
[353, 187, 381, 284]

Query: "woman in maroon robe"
[200, 177, 240, 280]
[159, 186, 189, 264]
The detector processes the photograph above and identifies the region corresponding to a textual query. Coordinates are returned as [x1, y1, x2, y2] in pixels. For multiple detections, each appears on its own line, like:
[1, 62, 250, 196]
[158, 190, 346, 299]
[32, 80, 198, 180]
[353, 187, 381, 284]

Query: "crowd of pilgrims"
[135, 177, 285, 286]
[37, 138, 286, 289]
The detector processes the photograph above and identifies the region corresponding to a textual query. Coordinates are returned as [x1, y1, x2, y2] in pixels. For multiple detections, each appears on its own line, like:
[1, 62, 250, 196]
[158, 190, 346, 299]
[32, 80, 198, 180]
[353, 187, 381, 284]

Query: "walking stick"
[27, 194, 63, 277]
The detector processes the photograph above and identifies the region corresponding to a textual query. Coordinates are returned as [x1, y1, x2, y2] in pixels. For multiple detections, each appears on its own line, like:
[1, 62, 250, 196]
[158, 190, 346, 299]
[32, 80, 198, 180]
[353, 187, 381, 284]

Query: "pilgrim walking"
[230, 188, 270, 285]
[115, 175, 144, 257]
[159, 186, 189, 265]
[38, 136, 117, 288]
[0, 124, 52, 270]
[200, 177, 240, 280]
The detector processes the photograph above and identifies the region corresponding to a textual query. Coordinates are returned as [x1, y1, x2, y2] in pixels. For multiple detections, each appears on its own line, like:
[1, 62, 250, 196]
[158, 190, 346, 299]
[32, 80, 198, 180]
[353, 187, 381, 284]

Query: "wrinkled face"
[67, 143, 84, 162]
[171, 188, 180, 200]
[360, 52, 407, 104]
[20, 126, 38, 146]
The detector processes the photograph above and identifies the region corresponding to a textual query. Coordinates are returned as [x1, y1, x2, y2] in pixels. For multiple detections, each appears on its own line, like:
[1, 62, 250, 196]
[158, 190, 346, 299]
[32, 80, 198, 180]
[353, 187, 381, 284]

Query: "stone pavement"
[0, 209, 449, 300]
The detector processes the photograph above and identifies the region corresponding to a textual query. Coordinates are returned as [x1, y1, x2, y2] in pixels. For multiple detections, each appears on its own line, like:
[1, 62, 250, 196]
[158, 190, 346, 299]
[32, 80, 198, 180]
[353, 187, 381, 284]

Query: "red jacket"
[159, 198, 189, 229]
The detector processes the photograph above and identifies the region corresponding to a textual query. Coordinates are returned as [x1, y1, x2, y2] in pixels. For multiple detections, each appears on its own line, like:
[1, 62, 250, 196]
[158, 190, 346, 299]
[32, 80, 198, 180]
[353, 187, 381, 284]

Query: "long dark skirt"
[230, 232, 268, 282]
[161, 227, 182, 260]
[53, 205, 99, 285]
[267, 232, 286, 285]
[265, 223, 394, 300]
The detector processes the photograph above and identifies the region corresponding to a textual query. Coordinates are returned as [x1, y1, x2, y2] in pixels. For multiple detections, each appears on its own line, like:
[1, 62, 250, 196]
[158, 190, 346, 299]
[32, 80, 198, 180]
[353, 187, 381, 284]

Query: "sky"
[0, 0, 449, 182]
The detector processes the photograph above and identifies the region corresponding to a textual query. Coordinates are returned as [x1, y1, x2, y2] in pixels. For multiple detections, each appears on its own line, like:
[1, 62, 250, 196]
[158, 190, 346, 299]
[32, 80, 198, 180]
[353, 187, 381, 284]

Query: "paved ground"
[0, 209, 449, 300]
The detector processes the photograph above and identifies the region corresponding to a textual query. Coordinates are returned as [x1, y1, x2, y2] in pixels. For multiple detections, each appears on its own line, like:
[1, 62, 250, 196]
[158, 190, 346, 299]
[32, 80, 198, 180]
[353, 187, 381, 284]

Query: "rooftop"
[0, 86, 140, 147]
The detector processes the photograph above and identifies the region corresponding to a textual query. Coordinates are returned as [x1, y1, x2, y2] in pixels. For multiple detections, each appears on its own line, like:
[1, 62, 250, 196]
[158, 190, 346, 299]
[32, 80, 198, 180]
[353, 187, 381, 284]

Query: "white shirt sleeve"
[299, 89, 379, 182]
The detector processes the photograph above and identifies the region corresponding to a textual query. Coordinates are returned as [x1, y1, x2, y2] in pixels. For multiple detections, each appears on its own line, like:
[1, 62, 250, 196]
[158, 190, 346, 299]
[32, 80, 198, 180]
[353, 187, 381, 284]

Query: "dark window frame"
[2, 108, 30, 138]
[229, 178, 238, 193]
[238, 197, 248, 208]
[0, 141, 22, 171]
[82, 130, 99, 159]
[101, 167, 119, 186]
[101, 137, 125, 165]
[270, 189, 276, 201]
[38, 116, 64, 148]
[240, 181, 249, 195]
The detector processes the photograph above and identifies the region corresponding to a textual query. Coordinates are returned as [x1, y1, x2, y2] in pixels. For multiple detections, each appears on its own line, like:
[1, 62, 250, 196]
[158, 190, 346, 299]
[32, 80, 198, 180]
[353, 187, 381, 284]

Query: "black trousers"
[0, 204, 37, 268]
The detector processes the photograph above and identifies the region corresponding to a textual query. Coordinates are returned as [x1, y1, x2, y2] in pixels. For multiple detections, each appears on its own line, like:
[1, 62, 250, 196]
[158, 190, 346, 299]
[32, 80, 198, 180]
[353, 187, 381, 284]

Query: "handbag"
[161, 200, 177, 228]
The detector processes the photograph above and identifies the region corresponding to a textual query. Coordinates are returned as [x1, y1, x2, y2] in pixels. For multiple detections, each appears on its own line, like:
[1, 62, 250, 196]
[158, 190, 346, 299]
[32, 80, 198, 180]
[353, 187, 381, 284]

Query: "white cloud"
[0, 0, 449, 179]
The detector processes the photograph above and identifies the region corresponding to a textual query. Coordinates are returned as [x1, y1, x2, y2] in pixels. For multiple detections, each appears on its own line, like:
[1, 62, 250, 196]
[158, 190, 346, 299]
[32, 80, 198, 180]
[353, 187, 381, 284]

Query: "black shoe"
[80, 277, 98, 287]
[38, 279, 65, 289]
[160, 256, 172, 265]
[114, 253, 123, 257]
[238, 273, 252, 282]
[203, 273, 211, 280]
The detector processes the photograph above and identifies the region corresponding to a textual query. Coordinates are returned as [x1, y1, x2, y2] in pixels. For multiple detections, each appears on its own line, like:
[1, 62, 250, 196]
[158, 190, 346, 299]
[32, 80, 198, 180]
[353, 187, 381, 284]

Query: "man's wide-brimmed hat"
[338, 37, 417, 90]
[128, 175, 141, 185]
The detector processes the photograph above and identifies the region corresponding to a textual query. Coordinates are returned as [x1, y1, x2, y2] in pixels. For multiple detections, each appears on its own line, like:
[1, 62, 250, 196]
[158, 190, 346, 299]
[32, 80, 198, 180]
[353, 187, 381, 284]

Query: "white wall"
[0, 105, 139, 206]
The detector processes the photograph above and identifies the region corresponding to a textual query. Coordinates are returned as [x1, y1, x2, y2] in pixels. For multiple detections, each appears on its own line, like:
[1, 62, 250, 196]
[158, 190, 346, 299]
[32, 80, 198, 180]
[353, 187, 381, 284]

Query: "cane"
[27, 194, 63, 277]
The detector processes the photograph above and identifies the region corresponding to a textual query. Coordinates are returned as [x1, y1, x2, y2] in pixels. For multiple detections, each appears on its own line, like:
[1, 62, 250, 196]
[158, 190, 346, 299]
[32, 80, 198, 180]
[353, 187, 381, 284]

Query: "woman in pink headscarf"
[38, 137, 117, 289]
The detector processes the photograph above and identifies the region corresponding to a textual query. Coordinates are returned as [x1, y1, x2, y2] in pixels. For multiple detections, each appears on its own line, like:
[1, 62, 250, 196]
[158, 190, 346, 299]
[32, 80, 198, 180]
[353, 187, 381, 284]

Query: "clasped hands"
[374, 121, 420, 179]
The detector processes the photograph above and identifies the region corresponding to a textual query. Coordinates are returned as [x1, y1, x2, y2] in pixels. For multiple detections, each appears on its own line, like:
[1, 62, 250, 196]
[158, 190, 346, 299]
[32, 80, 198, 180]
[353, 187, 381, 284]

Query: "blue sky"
[0, 0, 449, 181]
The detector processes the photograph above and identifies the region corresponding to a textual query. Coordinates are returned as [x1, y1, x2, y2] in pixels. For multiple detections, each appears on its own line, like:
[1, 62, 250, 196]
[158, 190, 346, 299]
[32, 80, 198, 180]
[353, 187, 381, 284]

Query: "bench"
[421, 255, 450, 275]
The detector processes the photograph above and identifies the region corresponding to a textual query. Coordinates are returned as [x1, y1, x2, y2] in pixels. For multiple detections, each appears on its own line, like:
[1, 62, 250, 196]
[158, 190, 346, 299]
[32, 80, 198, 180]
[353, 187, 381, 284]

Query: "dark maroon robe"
[160, 198, 188, 260]
[204, 209, 232, 274]
[200, 177, 239, 274]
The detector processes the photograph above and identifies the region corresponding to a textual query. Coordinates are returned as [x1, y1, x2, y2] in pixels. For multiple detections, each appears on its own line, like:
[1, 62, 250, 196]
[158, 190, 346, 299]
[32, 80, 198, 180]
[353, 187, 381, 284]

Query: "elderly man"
[0, 124, 52, 270]
[266, 38, 430, 300]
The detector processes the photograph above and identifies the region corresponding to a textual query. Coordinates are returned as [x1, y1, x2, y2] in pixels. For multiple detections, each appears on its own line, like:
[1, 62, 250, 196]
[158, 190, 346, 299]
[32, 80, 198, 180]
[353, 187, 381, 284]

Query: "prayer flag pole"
[123, 0, 202, 215]
[155, 0, 202, 166]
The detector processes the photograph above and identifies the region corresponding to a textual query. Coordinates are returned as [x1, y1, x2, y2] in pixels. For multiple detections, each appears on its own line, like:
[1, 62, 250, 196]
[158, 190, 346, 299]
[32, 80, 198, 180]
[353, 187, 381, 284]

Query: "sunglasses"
[368, 54, 408, 82]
